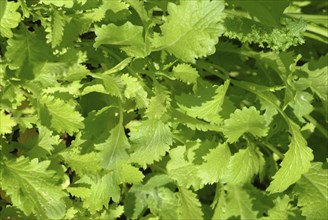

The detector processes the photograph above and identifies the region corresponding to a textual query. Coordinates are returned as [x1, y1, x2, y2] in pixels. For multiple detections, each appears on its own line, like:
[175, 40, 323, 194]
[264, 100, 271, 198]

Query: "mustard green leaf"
[129, 120, 172, 167]
[178, 187, 203, 219]
[40, 0, 74, 8]
[224, 185, 258, 219]
[146, 84, 171, 120]
[0, 1, 21, 38]
[267, 122, 314, 193]
[223, 106, 268, 143]
[262, 195, 291, 220]
[45, 8, 70, 48]
[152, 0, 225, 63]
[172, 63, 199, 87]
[232, 0, 289, 26]
[5, 27, 52, 78]
[178, 80, 229, 124]
[294, 162, 328, 219]
[94, 22, 149, 57]
[95, 123, 130, 170]
[0, 157, 66, 219]
[38, 95, 84, 135]
[121, 74, 149, 109]
[198, 142, 231, 185]
[147, 187, 179, 220]
[223, 143, 265, 185]
[0, 110, 16, 135]
[60, 150, 101, 176]
[167, 146, 202, 189]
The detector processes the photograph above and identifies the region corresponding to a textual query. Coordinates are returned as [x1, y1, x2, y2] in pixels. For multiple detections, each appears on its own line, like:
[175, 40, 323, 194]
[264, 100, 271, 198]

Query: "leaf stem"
[304, 115, 328, 139]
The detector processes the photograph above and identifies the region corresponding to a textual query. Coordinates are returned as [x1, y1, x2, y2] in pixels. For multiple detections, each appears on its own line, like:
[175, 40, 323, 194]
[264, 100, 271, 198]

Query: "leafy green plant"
[0, 0, 327, 219]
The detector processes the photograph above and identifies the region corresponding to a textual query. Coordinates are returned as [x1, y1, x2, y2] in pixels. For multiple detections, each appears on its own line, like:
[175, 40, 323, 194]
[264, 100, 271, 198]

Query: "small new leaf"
[223, 106, 268, 143]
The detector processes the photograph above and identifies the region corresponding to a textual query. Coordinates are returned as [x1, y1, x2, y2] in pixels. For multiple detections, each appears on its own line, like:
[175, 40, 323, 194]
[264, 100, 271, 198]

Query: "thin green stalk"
[304, 115, 328, 139]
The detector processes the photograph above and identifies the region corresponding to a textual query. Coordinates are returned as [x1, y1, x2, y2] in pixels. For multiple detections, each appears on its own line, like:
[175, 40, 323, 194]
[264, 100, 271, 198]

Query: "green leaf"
[94, 22, 149, 58]
[0, 110, 16, 135]
[172, 63, 199, 87]
[223, 16, 306, 51]
[0, 157, 66, 219]
[19, 126, 61, 158]
[223, 106, 268, 143]
[152, 0, 225, 63]
[60, 150, 101, 176]
[294, 162, 328, 219]
[95, 123, 130, 170]
[224, 185, 258, 219]
[129, 120, 172, 167]
[167, 146, 202, 189]
[198, 142, 231, 185]
[40, 0, 74, 8]
[289, 91, 314, 120]
[45, 8, 70, 48]
[304, 55, 328, 101]
[146, 84, 171, 120]
[121, 74, 149, 109]
[6, 27, 51, 69]
[0, 1, 21, 38]
[38, 95, 84, 135]
[178, 187, 203, 219]
[232, 0, 289, 26]
[267, 122, 314, 193]
[80, 174, 118, 213]
[178, 80, 229, 124]
[147, 187, 179, 220]
[262, 195, 291, 220]
[223, 143, 265, 185]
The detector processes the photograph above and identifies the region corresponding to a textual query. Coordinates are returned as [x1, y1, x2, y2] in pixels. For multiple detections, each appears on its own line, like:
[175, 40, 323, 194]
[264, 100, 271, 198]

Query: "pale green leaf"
[0, 157, 66, 219]
[178, 81, 229, 124]
[224, 185, 258, 219]
[146, 84, 171, 120]
[223, 16, 306, 51]
[45, 8, 70, 48]
[0, 1, 21, 38]
[178, 187, 203, 219]
[38, 95, 84, 135]
[90, 73, 123, 99]
[0, 110, 16, 135]
[167, 146, 202, 189]
[94, 22, 148, 57]
[129, 120, 172, 167]
[289, 91, 314, 120]
[81, 174, 118, 213]
[6, 27, 52, 71]
[305, 55, 328, 101]
[40, 0, 74, 8]
[232, 0, 289, 26]
[95, 124, 130, 169]
[121, 74, 149, 109]
[152, 0, 225, 63]
[147, 187, 179, 220]
[198, 142, 231, 185]
[116, 163, 144, 184]
[60, 150, 101, 176]
[223, 143, 265, 185]
[294, 162, 328, 219]
[262, 195, 291, 220]
[172, 63, 199, 86]
[223, 106, 268, 143]
[102, 0, 129, 13]
[267, 122, 314, 193]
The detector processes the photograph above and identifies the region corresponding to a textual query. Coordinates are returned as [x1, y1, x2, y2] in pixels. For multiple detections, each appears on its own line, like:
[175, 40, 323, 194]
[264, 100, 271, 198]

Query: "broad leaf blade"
[0, 157, 66, 219]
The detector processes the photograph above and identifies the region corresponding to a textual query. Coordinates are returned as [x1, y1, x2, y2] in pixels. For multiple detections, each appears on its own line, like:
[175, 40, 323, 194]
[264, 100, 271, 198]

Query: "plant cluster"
[0, 0, 327, 219]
